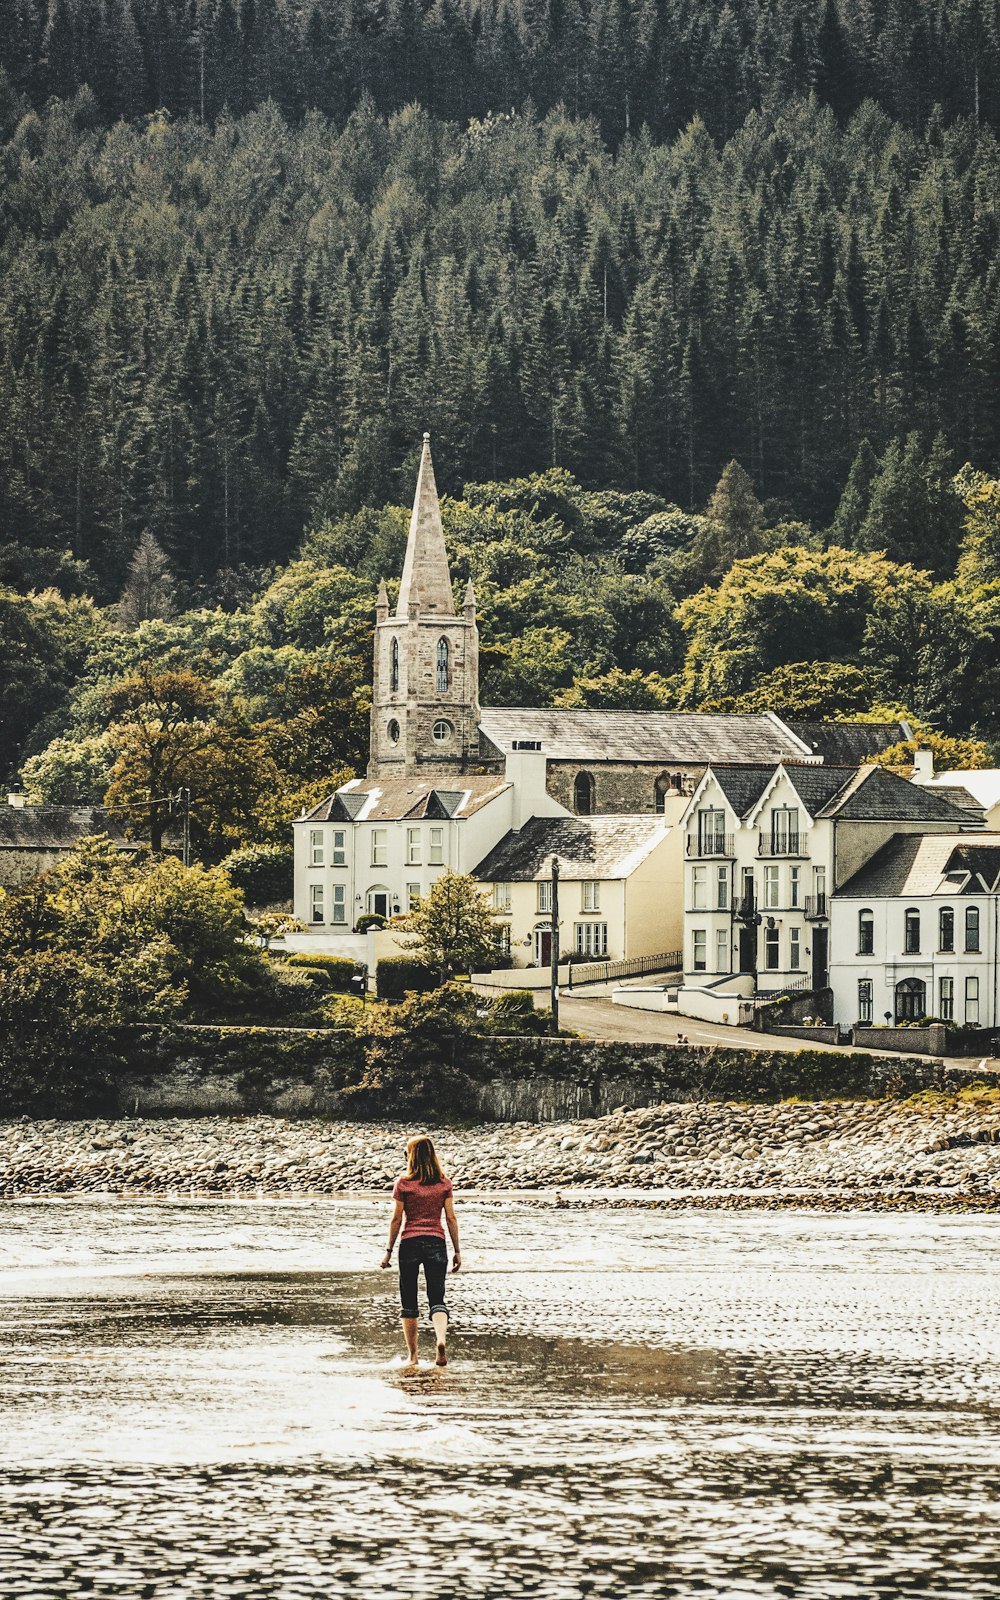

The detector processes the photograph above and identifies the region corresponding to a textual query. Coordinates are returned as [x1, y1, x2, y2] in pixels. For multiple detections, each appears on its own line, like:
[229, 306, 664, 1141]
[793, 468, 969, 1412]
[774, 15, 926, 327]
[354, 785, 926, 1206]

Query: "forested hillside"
[2, 0, 1000, 815]
[1, 87, 999, 588]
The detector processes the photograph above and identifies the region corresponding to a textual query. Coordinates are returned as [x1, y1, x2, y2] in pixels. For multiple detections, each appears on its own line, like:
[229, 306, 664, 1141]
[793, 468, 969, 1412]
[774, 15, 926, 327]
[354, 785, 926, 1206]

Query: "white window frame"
[332, 828, 347, 867]
[691, 866, 707, 910]
[813, 865, 827, 898]
[692, 929, 707, 972]
[789, 866, 801, 908]
[764, 926, 780, 970]
[371, 828, 388, 868]
[763, 866, 780, 909]
[715, 865, 729, 910]
[575, 922, 608, 957]
[309, 829, 325, 866]
[939, 975, 954, 1022]
[493, 882, 512, 913]
[965, 906, 981, 953]
[715, 927, 729, 974]
[429, 827, 444, 866]
[965, 976, 980, 1026]
[582, 880, 600, 912]
[406, 827, 421, 865]
[406, 883, 422, 913]
[331, 884, 346, 925]
[310, 884, 324, 925]
[858, 979, 873, 1023]
[537, 880, 553, 914]
[789, 926, 801, 970]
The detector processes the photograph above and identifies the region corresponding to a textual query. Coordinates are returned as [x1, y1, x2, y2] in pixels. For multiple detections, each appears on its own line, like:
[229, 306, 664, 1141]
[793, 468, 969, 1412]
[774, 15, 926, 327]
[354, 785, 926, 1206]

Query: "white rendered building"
[676, 761, 974, 1020]
[830, 834, 1000, 1028]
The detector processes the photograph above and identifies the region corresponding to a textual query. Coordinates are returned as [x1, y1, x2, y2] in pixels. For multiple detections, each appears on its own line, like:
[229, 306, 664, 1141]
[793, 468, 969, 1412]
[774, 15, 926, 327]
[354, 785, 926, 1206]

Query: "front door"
[368, 891, 390, 919]
[535, 929, 552, 966]
[812, 927, 829, 989]
[738, 925, 757, 974]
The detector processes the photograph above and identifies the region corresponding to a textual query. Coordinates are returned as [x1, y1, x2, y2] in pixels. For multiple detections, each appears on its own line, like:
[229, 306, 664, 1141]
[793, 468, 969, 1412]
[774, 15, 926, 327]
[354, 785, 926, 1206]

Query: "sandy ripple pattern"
[1, 1200, 999, 1598]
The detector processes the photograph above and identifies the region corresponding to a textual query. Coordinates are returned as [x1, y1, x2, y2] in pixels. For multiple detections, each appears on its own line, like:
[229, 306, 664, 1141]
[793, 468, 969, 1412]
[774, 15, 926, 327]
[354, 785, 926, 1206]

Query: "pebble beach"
[3, 1092, 1000, 1207]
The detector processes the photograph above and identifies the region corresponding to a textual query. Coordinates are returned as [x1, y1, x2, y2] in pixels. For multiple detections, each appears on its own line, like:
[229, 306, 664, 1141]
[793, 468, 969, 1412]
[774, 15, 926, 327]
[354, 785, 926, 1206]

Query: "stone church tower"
[368, 436, 481, 778]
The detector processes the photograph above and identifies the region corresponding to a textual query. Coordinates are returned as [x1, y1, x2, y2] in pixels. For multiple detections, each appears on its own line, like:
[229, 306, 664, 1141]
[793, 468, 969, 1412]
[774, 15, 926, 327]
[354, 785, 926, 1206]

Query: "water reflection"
[1, 1200, 999, 1597]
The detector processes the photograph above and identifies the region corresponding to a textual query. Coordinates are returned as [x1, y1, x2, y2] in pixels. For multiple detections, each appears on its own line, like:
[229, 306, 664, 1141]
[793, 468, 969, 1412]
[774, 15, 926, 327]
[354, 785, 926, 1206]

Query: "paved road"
[547, 988, 999, 1073]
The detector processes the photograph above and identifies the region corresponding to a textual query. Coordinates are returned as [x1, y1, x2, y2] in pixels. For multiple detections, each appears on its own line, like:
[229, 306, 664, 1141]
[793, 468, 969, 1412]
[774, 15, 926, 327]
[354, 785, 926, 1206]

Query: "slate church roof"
[0, 806, 141, 852]
[478, 708, 820, 765]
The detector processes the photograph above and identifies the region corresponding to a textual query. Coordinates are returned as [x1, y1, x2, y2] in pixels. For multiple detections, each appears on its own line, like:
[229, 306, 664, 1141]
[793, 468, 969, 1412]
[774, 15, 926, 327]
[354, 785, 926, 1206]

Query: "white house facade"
[830, 834, 1000, 1029]
[676, 762, 976, 1019]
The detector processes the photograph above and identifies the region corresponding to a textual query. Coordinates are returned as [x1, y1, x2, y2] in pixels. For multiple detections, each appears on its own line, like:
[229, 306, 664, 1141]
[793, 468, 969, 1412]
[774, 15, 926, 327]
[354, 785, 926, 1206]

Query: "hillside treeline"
[2, 89, 999, 590]
[2, 0, 999, 140]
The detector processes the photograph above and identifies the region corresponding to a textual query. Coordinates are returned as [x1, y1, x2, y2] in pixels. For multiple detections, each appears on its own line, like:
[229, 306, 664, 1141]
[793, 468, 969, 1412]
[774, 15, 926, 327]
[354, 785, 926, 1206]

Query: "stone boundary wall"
[109, 1025, 994, 1123]
[852, 1024, 950, 1056]
[759, 1025, 841, 1047]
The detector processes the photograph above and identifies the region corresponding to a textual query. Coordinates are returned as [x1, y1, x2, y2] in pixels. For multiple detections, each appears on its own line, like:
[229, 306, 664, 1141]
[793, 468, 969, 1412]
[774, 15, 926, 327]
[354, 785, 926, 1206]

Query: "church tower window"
[390, 638, 399, 693]
[436, 638, 450, 692]
[574, 772, 594, 815]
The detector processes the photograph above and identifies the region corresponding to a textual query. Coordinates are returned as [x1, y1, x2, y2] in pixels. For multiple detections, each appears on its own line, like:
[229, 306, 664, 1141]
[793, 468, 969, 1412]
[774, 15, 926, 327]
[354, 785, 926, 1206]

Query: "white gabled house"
[675, 761, 976, 1022]
[829, 834, 1000, 1029]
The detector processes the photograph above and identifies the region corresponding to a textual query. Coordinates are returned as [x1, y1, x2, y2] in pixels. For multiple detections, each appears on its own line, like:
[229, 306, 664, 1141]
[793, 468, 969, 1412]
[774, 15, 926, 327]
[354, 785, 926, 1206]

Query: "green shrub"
[356, 912, 387, 934]
[484, 988, 550, 1035]
[376, 955, 440, 1001]
[286, 952, 359, 992]
[221, 843, 293, 906]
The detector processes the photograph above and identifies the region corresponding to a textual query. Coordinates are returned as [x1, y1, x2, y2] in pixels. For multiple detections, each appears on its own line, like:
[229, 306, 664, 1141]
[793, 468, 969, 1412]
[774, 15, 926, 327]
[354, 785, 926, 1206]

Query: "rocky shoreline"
[2, 1093, 1000, 1209]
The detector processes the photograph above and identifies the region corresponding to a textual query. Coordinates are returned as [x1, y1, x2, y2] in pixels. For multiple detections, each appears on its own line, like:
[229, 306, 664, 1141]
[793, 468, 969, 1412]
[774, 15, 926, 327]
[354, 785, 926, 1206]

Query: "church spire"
[396, 433, 455, 618]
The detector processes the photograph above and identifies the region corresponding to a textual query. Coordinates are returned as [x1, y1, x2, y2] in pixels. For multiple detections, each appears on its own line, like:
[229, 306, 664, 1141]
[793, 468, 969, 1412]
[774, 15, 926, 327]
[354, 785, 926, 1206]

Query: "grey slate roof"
[836, 833, 1000, 898]
[302, 775, 510, 824]
[786, 721, 910, 763]
[472, 815, 670, 882]
[0, 806, 140, 851]
[479, 708, 816, 765]
[709, 766, 779, 817]
[818, 766, 977, 824]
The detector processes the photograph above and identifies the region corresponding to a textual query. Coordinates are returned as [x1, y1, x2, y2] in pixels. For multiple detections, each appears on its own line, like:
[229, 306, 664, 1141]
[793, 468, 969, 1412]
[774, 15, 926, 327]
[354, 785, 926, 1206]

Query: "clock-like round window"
[432, 719, 453, 743]
[387, 718, 400, 743]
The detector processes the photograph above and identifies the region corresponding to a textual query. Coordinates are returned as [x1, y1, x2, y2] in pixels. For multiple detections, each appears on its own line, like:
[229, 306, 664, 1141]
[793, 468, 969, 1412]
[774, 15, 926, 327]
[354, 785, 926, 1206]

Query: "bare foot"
[435, 1343, 448, 1367]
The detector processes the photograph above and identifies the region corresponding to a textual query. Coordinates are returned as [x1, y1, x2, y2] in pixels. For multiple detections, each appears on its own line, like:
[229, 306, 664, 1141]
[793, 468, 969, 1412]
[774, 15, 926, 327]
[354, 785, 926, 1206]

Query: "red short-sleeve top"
[393, 1175, 452, 1240]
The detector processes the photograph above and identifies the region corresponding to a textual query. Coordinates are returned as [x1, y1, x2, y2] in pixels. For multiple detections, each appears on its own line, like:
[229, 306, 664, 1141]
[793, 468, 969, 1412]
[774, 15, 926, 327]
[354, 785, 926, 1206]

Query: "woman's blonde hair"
[406, 1134, 444, 1185]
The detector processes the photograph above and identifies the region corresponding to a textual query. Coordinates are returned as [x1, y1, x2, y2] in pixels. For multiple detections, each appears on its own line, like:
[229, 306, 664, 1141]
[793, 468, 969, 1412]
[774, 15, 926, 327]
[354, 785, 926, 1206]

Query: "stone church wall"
[544, 762, 703, 816]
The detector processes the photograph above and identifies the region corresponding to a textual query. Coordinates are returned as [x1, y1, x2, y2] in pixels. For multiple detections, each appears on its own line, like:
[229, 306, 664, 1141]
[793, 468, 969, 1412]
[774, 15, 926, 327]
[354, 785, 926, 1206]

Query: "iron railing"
[564, 950, 683, 988]
[731, 893, 758, 921]
[757, 833, 805, 857]
[687, 833, 734, 858]
[804, 894, 828, 920]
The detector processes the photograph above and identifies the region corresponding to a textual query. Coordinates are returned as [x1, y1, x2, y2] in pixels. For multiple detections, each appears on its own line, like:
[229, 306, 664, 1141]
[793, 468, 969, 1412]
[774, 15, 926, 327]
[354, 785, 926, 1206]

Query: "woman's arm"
[444, 1195, 461, 1272]
[380, 1199, 404, 1269]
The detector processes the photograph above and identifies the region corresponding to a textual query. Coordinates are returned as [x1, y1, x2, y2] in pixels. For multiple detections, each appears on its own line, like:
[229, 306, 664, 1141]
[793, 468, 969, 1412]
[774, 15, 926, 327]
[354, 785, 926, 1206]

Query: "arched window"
[436, 637, 449, 692]
[904, 908, 921, 954]
[671, 773, 684, 791]
[965, 905, 981, 952]
[858, 909, 874, 955]
[654, 774, 670, 813]
[939, 906, 954, 952]
[895, 976, 926, 1022]
[390, 637, 399, 694]
[574, 771, 594, 815]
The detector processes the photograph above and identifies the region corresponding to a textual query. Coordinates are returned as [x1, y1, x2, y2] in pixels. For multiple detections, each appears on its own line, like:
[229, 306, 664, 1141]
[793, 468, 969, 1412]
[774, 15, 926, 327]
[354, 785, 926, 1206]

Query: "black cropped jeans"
[398, 1235, 448, 1321]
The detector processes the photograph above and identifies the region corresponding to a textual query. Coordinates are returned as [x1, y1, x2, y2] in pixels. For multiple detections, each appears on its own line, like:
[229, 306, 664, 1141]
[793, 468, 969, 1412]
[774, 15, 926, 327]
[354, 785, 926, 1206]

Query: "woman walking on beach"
[381, 1134, 461, 1368]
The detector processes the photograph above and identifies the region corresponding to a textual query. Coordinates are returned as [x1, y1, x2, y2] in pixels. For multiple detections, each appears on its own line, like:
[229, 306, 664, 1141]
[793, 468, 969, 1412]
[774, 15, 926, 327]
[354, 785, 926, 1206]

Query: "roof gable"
[473, 814, 670, 882]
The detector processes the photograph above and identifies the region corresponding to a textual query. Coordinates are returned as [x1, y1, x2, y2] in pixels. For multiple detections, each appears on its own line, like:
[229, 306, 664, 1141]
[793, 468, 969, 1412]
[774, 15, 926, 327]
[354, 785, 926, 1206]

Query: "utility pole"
[178, 786, 191, 867]
[549, 856, 560, 1035]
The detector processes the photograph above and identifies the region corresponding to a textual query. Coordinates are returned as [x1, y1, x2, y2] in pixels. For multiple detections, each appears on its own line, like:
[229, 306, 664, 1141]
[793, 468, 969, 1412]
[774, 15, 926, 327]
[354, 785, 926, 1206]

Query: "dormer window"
[436, 638, 449, 692]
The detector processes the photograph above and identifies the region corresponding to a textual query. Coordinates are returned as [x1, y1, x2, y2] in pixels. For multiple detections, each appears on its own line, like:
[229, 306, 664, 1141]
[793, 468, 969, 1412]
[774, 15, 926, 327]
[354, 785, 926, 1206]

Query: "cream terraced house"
[829, 834, 1000, 1029]
[676, 762, 975, 1019]
[472, 813, 683, 968]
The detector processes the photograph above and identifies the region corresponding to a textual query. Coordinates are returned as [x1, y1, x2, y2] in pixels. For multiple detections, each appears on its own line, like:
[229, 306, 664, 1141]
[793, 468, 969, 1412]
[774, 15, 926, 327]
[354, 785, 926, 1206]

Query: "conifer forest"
[2, 0, 1000, 805]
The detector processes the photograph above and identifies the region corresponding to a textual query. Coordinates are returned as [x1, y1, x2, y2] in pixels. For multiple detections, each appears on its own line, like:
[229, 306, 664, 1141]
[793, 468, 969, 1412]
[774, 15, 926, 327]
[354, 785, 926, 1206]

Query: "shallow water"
[2, 1199, 999, 1598]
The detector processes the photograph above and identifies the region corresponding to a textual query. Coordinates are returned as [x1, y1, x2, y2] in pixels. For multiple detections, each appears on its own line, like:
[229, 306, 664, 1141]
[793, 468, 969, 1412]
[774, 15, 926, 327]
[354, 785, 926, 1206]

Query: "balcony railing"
[757, 832, 805, 857]
[687, 833, 734, 858]
[731, 894, 758, 922]
[804, 894, 828, 920]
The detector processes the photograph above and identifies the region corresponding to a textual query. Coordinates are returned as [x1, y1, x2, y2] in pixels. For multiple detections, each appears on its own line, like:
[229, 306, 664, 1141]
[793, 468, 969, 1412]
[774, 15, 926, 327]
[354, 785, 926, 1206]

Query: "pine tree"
[116, 530, 177, 628]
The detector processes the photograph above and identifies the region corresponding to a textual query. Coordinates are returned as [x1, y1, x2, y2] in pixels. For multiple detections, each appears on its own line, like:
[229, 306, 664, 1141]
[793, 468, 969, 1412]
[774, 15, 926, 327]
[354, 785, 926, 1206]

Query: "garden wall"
[110, 1025, 991, 1123]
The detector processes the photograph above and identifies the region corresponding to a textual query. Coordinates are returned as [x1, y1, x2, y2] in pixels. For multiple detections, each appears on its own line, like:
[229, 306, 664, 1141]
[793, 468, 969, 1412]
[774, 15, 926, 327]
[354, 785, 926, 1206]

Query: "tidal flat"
[1, 1199, 999, 1599]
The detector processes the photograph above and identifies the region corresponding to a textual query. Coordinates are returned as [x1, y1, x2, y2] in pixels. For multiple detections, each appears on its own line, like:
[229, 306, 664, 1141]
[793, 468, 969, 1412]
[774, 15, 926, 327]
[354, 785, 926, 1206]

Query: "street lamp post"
[549, 856, 560, 1035]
